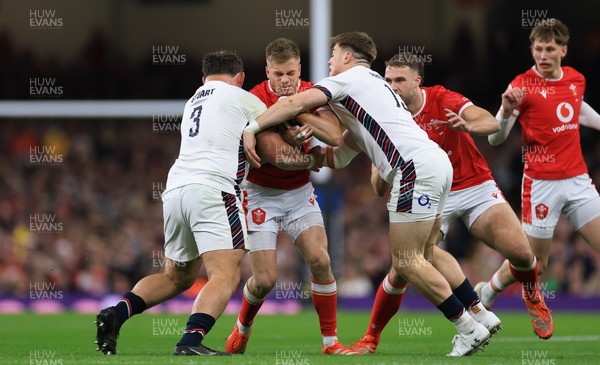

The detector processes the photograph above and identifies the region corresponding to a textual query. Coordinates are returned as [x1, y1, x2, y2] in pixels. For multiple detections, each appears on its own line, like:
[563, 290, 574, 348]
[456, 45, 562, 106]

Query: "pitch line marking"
[495, 335, 599, 342]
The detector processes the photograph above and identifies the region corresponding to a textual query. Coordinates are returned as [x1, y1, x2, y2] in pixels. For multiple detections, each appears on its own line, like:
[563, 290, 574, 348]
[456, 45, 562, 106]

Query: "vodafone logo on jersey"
[556, 102, 574, 123]
[552, 102, 578, 133]
[535, 203, 549, 220]
[252, 208, 266, 225]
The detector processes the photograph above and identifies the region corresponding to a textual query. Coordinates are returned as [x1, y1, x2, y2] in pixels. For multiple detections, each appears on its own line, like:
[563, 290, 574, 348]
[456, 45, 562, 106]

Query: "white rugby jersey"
[314, 65, 439, 183]
[165, 80, 266, 195]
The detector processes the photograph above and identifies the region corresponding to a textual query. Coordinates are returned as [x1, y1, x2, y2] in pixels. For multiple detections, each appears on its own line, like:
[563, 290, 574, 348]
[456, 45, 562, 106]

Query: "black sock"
[114, 292, 147, 325]
[452, 278, 480, 310]
[437, 294, 465, 320]
[176, 313, 216, 347]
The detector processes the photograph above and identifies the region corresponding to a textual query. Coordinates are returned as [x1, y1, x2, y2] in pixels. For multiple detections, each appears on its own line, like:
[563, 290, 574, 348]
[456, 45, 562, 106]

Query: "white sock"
[468, 302, 489, 322]
[236, 318, 251, 335]
[481, 272, 505, 306]
[322, 335, 338, 348]
[452, 310, 477, 334]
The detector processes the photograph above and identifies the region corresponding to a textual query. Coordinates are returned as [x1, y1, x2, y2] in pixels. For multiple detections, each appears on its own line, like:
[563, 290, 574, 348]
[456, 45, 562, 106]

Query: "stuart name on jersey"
[190, 87, 215, 102]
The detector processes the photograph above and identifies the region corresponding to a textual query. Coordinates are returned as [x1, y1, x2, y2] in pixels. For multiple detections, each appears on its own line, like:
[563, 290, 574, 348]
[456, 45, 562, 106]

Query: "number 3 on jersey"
[189, 105, 203, 137]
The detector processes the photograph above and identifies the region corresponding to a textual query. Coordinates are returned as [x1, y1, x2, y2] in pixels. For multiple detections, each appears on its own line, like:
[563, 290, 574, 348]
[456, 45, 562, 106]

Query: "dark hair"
[266, 38, 301, 64]
[330, 32, 377, 64]
[202, 50, 244, 77]
[529, 18, 569, 46]
[385, 53, 425, 80]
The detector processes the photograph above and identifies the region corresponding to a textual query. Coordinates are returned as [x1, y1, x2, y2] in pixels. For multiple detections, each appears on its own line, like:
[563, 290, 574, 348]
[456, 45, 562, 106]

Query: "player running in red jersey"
[225, 38, 357, 355]
[477, 19, 600, 337]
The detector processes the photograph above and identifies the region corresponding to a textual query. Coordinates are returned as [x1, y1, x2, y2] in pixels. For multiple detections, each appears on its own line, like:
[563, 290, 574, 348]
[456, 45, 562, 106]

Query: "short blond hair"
[265, 38, 301, 64]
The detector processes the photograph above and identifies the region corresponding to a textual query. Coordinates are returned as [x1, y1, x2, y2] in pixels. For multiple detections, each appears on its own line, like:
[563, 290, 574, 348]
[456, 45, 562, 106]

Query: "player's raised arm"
[579, 101, 600, 130]
[488, 86, 523, 146]
[441, 106, 500, 136]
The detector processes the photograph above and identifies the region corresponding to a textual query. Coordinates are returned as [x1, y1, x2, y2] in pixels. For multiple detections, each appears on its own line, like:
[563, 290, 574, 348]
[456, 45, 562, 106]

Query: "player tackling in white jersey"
[95, 50, 268, 356]
[243, 31, 491, 357]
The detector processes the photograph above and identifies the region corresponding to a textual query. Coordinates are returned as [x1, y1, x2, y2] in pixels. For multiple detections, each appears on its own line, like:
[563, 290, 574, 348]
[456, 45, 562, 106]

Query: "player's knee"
[167, 271, 196, 292]
[307, 253, 331, 277]
[252, 271, 277, 295]
[505, 245, 534, 268]
[536, 260, 548, 276]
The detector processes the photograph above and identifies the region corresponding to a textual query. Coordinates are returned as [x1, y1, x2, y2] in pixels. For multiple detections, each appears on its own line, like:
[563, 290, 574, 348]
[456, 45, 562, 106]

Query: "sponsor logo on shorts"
[417, 194, 431, 208]
[535, 203, 549, 220]
[252, 208, 266, 225]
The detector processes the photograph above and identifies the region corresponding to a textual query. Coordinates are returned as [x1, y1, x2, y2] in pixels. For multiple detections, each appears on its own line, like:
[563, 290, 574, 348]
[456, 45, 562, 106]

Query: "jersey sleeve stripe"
[313, 85, 332, 101]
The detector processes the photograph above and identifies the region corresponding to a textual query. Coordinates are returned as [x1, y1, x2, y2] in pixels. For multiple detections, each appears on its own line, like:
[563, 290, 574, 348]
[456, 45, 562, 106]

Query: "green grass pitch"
[2, 311, 599, 365]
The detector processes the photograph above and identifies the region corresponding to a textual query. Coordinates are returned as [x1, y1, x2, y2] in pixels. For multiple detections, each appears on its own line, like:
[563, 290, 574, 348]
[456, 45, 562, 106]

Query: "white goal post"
[0, 100, 186, 118]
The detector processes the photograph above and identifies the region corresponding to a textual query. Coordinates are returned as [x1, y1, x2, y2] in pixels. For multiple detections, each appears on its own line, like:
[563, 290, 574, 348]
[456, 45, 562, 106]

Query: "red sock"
[311, 278, 337, 337]
[366, 274, 407, 339]
[509, 258, 539, 301]
[238, 283, 264, 327]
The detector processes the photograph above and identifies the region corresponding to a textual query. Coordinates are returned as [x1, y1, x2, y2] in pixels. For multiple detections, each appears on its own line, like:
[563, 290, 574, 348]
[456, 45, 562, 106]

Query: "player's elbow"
[488, 134, 504, 146]
[328, 132, 342, 147]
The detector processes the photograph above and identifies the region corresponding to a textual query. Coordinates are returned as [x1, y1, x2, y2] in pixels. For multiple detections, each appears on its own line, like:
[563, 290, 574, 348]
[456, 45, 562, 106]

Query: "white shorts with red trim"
[521, 173, 600, 239]
[440, 180, 507, 238]
[388, 148, 452, 223]
[162, 184, 247, 262]
[243, 181, 324, 250]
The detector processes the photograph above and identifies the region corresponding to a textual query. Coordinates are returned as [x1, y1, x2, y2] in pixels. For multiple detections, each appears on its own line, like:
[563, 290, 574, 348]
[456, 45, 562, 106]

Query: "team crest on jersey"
[569, 83, 578, 99]
[252, 208, 266, 225]
[535, 203, 549, 220]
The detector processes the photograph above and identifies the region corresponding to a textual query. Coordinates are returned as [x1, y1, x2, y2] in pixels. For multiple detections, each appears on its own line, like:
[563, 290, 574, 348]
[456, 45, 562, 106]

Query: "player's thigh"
[390, 219, 437, 264]
[577, 215, 600, 253]
[469, 202, 532, 261]
[163, 257, 203, 286]
[248, 245, 278, 284]
[295, 224, 330, 267]
[201, 249, 245, 282]
[563, 174, 600, 247]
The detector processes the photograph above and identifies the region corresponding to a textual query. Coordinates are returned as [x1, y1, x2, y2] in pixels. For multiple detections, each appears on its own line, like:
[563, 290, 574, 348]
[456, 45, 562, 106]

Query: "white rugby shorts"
[521, 173, 600, 238]
[162, 184, 246, 262]
[244, 181, 324, 251]
[388, 148, 452, 223]
[440, 180, 507, 237]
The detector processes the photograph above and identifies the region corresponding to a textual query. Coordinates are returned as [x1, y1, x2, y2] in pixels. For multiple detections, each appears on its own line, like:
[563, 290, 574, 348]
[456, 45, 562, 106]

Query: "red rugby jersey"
[246, 80, 313, 189]
[413, 85, 494, 191]
[510, 66, 587, 179]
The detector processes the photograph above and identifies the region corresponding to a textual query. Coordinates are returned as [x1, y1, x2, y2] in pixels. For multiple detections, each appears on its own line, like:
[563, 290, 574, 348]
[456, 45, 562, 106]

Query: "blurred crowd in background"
[1, 22, 600, 301]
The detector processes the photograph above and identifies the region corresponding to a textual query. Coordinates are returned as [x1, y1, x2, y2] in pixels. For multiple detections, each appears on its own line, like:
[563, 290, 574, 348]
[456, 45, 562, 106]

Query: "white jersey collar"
[412, 89, 427, 118]
[531, 65, 563, 81]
